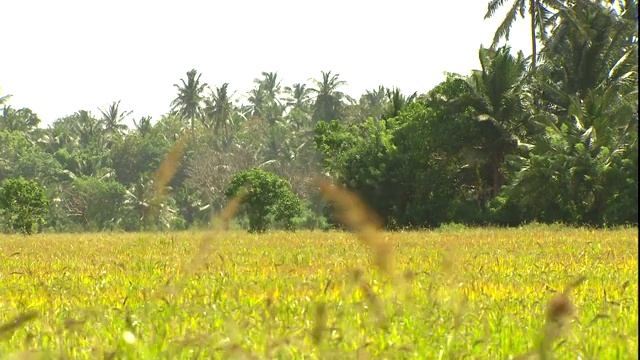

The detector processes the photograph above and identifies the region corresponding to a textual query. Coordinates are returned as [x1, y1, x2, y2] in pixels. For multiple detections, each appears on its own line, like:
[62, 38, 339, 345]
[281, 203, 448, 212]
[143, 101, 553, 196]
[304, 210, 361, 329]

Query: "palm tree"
[73, 110, 103, 149]
[359, 86, 388, 119]
[0, 106, 41, 133]
[484, 0, 561, 70]
[284, 83, 313, 112]
[249, 72, 286, 126]
[204, 83, 235, 138]
[246, 87, 267, 119]
[43, 118, 78, 153]
[309, 71, 354, 123]
[254, 71, 282, 103]
[170, 69, 207, 134]
[133, 116, 153, 137]
[0, 93, 12, 106]
[535, 0, 638, 151]
[382, 87, 418, 120]
[99, 100, 131, 141]
[539, 0, 637, 100]
[451, 45, 532, 197]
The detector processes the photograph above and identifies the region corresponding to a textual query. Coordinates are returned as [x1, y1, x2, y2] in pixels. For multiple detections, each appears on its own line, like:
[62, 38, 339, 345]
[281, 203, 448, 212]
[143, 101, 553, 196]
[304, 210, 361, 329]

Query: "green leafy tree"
[225, 168, 301, 232]
[0, 130, 64, 186]
[61, 176, 127, 231]
[0, 178, 49, 234]
[110, 133, 171, 186]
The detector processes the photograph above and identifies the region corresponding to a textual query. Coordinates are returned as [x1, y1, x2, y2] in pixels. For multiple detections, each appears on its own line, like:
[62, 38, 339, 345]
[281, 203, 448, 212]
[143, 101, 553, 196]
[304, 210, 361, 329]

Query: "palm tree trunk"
[530, 0, 537, 71]
[490, 153, 504, 197]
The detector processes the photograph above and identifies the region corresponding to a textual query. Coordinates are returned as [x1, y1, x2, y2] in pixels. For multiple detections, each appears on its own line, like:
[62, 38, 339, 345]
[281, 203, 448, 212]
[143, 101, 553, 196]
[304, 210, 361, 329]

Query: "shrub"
[225, 168, 301, 233]
[0, 177, 49, 234]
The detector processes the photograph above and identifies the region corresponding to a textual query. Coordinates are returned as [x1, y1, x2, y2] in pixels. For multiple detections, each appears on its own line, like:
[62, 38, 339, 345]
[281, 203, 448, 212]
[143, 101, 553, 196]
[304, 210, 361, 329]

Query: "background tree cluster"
[0, 0, 636, 233]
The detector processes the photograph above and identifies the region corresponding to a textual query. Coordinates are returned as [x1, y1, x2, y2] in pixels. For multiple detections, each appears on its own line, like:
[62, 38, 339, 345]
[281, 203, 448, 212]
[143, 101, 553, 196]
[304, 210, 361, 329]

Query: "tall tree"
[204, 83, 235, 139]
[133, 116, 153, 137]
[0, 105, 41, 133]
[246, 87, 267, 119]
[484, 0, 560, 70]
[250, 72, 285, 126]
[359, 85, 388, 120]
[284, 83, 312, 112]
[254, 71, 282, 104]
[73, 110, 104, 149]
[451, 45, 533, 197]
[170, 69, 207, 134]
[309, 71, 354, 123]
[382, 87, 418, 120]
[99, 100, 131, 142]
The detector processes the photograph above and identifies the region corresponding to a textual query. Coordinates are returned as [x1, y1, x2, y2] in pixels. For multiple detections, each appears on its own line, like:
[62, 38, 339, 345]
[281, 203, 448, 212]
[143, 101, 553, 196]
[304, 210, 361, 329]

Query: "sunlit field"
[0, 226, 637, 359]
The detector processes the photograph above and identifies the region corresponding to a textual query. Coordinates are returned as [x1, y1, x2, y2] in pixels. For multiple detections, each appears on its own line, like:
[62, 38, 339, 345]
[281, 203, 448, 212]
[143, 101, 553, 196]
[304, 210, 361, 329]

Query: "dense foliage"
[0, 177, 49, 234]
[225, 168, 302, 232]
[0, 0, 636, 233]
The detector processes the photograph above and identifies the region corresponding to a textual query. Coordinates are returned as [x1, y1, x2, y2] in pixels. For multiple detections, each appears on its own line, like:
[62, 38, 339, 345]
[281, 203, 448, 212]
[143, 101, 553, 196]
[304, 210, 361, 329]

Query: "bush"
[225, 168, 302, 233]
[61, 176, 127, 231]
[0, 177, 49, 234]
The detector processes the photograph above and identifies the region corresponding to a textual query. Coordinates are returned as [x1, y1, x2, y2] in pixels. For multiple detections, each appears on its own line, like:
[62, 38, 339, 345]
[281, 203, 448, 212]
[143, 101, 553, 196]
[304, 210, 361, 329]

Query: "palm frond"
[486, 0, 511, 19]
[492, 0, 524, 46]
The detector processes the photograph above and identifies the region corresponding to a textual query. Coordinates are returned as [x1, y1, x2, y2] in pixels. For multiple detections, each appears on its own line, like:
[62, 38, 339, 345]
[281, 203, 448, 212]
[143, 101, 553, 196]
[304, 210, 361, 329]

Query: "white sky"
[1, 0, 531, 127]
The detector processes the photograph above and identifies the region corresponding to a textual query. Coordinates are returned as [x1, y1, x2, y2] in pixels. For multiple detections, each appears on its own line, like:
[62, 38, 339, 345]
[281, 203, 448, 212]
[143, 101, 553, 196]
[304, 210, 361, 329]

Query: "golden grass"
[0, 227, 637, 359]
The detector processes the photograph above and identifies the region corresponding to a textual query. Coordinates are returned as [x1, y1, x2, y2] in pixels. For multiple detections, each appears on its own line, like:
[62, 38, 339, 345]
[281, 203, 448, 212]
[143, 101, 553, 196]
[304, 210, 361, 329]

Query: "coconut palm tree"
[133, 116, 153, 137]
[254, 71, 282, 104]
[451, 45, 532, 196]
[170, 69, 207, 134]
[382, 87, 418, 120]
[246, 87, 267, 119]
[309, 71, 354, 123]
[535, 0, 638, 151]
[99, 100, 131, 141]
[73, 110, 104, 149]
[484, 0, 562, 70]
[204, 83, 235, 138]
[538, 0, 638, 100]
[0, 105, 41, 133]
[0, 94, 11, 106]
[284, 83, 313, 112]
[358, 85, 388, 120]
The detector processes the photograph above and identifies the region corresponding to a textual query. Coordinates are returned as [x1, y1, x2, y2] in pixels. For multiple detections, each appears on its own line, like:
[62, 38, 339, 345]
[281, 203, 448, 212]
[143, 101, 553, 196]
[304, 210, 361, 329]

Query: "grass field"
[0, 225, 637, 359]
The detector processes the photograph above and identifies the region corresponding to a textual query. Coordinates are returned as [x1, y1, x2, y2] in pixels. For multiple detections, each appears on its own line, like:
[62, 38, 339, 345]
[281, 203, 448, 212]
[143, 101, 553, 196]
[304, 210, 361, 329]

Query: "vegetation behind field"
[1, 0, 637, 233]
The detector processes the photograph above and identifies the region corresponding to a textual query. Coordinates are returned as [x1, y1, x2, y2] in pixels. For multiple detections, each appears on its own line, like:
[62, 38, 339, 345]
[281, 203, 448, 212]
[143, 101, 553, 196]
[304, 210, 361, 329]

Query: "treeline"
[0, 0, 637, 233]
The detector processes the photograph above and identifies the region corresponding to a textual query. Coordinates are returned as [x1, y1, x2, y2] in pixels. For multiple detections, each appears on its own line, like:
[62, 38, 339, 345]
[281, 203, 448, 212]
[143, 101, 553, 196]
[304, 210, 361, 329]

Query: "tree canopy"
[1, 0, 636, 233]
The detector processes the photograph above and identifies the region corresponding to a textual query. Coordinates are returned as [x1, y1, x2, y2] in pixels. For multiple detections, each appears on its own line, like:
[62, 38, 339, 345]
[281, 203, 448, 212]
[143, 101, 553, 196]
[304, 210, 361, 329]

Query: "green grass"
[0, 226, 637, 359]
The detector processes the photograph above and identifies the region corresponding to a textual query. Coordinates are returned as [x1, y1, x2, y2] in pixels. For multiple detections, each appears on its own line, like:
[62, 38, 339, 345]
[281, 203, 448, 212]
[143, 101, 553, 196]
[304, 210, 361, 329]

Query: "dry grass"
[0, 226, 637, 359]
